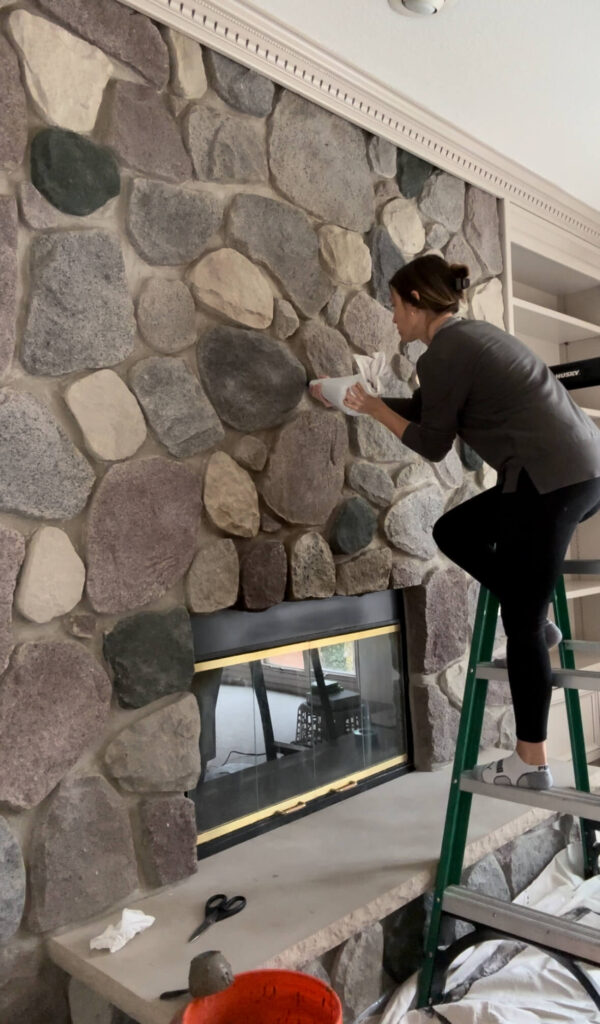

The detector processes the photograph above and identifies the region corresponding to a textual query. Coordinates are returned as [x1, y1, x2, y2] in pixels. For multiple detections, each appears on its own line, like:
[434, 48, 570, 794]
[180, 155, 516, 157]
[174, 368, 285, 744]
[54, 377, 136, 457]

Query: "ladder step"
[476, 662, 600, 692]
[460, 771, 600, 823]
[442, 885, 600, 965]
[563, 640, 600, 654]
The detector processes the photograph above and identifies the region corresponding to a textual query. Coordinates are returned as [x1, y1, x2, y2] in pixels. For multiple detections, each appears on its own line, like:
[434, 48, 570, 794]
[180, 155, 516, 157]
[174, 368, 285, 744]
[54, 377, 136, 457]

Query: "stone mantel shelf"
[47, 755, 597, 1024]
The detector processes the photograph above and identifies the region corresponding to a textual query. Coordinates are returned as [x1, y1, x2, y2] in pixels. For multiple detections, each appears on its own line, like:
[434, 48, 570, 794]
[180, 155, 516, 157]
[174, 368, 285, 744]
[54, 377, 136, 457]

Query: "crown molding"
[123, 0, 600, 251]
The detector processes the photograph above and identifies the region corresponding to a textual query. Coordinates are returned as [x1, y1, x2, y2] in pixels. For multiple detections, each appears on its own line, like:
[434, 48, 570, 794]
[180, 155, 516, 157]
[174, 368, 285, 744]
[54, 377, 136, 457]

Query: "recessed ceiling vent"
[388, 0, 457, 15]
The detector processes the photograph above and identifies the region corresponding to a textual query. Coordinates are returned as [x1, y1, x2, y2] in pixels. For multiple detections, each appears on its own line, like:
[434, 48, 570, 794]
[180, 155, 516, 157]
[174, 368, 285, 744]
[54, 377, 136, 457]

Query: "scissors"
[188, 893, 247, 943]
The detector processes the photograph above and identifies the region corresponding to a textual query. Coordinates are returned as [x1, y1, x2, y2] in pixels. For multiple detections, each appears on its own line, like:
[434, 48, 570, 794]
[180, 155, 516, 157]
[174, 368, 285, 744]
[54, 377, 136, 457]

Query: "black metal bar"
[430, 922, 600, 1011]
[550, 356, 600, 391]
[309, 648, 337, 743]
[249, 661, 277, 762]
[562, 559, 600, 576]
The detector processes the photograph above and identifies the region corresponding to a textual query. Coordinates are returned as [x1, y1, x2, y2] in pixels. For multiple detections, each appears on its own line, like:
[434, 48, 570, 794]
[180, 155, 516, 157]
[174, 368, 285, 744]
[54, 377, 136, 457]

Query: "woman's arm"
[343, 386, 411, 440]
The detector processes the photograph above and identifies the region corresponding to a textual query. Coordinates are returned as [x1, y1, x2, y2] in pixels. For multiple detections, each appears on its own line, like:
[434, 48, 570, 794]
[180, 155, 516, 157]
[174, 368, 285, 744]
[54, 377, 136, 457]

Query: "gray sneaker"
[473, 758, 554, 789]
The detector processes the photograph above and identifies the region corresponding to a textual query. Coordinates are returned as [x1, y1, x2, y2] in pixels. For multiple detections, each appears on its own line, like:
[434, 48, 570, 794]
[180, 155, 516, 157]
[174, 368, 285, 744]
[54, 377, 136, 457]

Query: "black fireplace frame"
[189, 588, 414, 859]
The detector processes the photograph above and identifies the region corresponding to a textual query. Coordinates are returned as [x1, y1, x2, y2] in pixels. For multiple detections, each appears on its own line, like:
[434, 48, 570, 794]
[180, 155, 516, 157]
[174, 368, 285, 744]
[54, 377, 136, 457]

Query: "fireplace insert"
[188, 589, 412, 857]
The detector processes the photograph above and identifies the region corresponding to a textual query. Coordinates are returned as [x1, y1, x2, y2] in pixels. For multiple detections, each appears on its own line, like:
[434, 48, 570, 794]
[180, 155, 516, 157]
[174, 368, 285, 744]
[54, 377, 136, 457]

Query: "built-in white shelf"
[513, 298, 600, 345]
[565, 578, 600, 600]
[580, 407, 600, 420]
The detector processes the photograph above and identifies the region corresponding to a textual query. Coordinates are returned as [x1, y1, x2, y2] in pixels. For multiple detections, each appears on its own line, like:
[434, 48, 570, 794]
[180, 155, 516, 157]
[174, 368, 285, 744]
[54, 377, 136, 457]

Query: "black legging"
[432, 471, 600, 743]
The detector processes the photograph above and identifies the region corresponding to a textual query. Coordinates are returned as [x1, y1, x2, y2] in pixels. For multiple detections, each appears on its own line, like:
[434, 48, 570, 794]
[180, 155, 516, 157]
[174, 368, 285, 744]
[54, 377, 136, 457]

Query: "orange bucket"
[181, 969, 342, 1024]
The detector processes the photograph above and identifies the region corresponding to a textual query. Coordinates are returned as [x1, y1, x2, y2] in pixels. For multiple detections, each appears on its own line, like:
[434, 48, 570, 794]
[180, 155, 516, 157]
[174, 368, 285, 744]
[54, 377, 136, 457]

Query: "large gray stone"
[0, 35, 27, 169]
[203, 451, 260, 538]
[197, 326, 306, 431]
[21, 230, 135, 376]
[0, 390, 95, 519]
[340, 291, 399, 359]
[418, 171, 465, 233]
[86, 457, 201, 613]
[383, 894, 427, 985]
[395, 460, 433, 490]
[130, 356, 224, 458]
[259, 410, 347, 525]
[240, 541, 287, 610]
[0, 817, 25, 943]
[289, 532, 335, 600]
[137, 277, 197, 354]
[397, 150, 435, 199]
[497, 821, 567, 899]
[404, 567, 469, 673]
[350, 416, 409, 463]
[103, 606, 195, 709]
[432, 445, 464, 489]
[368, 135, 397, 177]
[444, 232, 483, 285]
[139, 795, 198, 886]
[0, 525, 24, 674]
[384, 485, 445, 559]
[186, 539, 239, 613]
[465, 185, 503, 279]
[329, 497, 377, 555]
[369, 226, 405, 309]
[184, 102, 268, 183]
[99, 80, 192, 182]
[28, 775, 138, 932]
[463, 852, 510, 901]
[0, 642, 111, 811]
[296, 321, 353, 379]
[0, 939, 70, 1024]
[127, 178, 222, 265]
[0, 196, 16, 379]
[347, 461, 395, 508]
[269, 91, 374, 232]
[336, 548, 392, 596]
[227, 193, 332, 317]
[37, 0, 169, 87]
[204, 50, 274, 116]
[104, 693, 201, 792]
[391, 555, 428, 589]
[330, 923, 385, 1021]
[31, 128, 120, 216]
[409, 679, 460, 769]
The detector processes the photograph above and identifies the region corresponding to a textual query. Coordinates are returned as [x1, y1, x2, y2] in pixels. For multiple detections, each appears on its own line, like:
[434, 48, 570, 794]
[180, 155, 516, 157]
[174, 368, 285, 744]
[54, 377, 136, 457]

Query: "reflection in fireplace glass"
[189, 626, 408, 846]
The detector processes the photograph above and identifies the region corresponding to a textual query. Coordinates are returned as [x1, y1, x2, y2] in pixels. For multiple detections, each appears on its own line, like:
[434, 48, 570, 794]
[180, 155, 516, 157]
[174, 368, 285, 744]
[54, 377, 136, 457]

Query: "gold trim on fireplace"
[196, 753, 407, 846]
[193, 624, 400, 673]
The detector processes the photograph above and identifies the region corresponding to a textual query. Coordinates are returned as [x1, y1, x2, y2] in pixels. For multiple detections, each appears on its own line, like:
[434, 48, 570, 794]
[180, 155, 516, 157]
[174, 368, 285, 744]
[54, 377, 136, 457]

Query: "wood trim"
[122, 0, 600, 250]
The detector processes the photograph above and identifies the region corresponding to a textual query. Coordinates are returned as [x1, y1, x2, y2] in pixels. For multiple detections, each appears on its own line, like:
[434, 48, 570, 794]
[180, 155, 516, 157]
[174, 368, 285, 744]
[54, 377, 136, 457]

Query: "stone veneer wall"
[0, 1, 511, 1021]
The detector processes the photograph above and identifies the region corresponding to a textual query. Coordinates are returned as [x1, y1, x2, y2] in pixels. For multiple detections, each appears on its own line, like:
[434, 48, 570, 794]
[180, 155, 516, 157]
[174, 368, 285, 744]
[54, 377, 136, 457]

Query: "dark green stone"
[103, 606, 194, 709]
[329, 497, 377, 555]
[30, 128, 120, 216]
[397, 150, 434, 199]
[369, 225, 405, 309]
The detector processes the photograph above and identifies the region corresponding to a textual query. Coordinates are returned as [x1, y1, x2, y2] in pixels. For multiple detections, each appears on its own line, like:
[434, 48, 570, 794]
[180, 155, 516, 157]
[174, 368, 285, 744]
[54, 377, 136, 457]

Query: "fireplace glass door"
[189, 623, 408, 850]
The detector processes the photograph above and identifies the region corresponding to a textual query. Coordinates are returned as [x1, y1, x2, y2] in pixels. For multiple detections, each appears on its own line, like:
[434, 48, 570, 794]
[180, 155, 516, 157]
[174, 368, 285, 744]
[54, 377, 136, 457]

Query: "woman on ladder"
[311, 254, 600, 790]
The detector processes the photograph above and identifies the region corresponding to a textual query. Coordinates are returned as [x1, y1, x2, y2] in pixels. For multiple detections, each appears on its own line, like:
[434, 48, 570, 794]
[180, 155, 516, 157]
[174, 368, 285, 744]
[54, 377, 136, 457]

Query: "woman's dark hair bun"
[449, 262, 470, 292]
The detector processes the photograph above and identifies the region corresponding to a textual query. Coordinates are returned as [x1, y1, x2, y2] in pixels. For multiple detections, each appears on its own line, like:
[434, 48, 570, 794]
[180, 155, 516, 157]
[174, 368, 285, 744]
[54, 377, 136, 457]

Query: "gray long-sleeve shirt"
[383, 318, 600, 493]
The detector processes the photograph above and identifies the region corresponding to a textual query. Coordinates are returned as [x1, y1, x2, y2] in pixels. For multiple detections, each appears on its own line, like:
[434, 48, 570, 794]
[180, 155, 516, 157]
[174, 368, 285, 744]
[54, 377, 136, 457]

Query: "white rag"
[310, 352, 388, 417]
[89, 908, 155, 953]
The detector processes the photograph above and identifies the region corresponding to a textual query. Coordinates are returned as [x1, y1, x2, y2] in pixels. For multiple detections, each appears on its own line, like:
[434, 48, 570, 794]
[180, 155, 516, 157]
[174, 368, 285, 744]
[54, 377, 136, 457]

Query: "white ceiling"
[244, 0, 600, 213]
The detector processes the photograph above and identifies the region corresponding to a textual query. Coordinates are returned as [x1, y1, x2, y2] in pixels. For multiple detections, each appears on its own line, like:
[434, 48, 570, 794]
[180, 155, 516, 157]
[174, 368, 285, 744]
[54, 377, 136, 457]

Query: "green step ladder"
[416, 559, 600, 1011]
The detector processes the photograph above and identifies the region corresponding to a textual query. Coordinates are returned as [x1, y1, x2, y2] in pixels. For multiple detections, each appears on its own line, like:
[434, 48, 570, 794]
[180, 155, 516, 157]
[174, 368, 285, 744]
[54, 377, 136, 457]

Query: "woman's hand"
[344, 383, 382, 417]
[309, 377, 333, 408]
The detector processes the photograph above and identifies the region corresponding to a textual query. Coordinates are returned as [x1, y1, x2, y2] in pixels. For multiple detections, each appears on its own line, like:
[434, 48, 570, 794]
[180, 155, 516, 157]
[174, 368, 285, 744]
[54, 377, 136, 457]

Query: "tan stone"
[318, 225, 372, 286]
[164, 27, 207, 98]
[64, 369, 147, 462]
[8, 11, 113, 132]
[470, 277, 505, 329]
[189, 248, 273, 329]
[203, 451, 259, 538]
[186, 538, 239, 613]
[15, 527, 85, 624]
[381, 197, 425, 260]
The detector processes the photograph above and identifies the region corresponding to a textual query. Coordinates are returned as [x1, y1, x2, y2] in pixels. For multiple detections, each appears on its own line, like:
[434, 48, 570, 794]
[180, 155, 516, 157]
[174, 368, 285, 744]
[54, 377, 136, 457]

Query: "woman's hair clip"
[455, 276, 470, 291]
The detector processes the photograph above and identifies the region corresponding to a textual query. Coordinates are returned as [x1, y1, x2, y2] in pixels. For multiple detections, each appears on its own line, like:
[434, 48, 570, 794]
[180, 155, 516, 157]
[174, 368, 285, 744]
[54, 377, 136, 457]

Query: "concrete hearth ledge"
[47, 754, 598, 1024]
